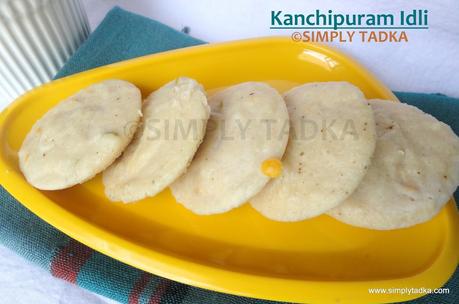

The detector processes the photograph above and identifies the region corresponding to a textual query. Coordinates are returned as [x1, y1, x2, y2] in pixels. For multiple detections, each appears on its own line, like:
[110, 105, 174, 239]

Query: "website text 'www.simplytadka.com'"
[368, 287, 450, 295]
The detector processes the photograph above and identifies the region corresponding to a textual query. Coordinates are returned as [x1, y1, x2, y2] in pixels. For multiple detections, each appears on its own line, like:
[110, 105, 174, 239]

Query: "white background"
[1, 0, 458, 303]
[81, 0, 459, 97]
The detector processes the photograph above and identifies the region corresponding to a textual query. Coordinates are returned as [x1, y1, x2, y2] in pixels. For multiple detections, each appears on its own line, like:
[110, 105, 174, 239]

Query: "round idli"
[250, 82, 376, 221]
[103, 77, 210, 203]
[170, 82, 290, 215]
[328, 99, 459, 230]
[19, 79, 142, 190]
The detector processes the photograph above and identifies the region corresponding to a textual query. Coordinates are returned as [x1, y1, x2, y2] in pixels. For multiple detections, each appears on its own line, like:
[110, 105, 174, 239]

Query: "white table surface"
[1, 0, 458, 303]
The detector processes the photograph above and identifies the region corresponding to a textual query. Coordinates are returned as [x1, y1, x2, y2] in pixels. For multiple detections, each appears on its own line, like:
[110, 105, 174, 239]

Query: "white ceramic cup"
[0, 0, 89, 107]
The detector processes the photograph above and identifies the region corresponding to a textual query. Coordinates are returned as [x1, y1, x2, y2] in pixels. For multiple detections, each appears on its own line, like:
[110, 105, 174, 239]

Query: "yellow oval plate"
[1, 37, 458, 304]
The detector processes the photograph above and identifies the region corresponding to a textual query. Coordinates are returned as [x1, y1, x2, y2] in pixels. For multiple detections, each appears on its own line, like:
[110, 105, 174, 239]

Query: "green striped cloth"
[0, 7, 457, 304]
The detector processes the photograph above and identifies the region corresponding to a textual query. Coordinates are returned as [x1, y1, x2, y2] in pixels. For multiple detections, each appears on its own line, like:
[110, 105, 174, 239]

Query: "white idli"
[103, 77, 210, 203]
[250, 82, 376, 221]
[19, 79, 142, 190]
[328, 99, 459, 230]
[170, 82, 290, 215]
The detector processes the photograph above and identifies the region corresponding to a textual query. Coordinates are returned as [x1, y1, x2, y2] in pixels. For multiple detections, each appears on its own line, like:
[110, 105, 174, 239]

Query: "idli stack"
[18, 76, 459, 230]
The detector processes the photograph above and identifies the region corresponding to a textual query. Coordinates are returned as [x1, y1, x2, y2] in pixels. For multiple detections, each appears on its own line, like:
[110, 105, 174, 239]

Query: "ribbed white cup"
[0, 0, 89, 106]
